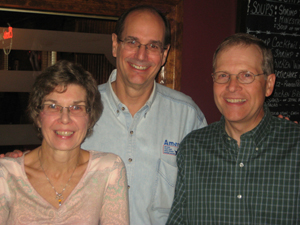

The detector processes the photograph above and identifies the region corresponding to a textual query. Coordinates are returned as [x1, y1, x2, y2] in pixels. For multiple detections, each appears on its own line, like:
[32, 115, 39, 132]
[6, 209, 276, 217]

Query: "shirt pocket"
[149, 158, 178, 213]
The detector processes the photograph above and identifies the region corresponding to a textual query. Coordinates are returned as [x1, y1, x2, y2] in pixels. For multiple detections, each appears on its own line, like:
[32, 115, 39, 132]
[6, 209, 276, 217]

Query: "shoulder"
[270, 116, 300, 136]
[176, 122, 221, 161]
[178, 121, 221, 153]
[184, 121, 220, 141]
[156, 83, 199, 108]
[98, 82, 108, 93]
[155, 84, 206, 123]
[0, 159, 8, 176]
[0, 157, 22, 177]
[0, 157, 22, 167]
[89, 150, 125, 168]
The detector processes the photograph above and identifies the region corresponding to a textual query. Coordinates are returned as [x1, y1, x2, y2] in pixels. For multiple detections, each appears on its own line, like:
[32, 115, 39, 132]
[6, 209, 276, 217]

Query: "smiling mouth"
[226, 99, 246, 103]
[56, 131, 74, 136]
[130, 63, 148, 70]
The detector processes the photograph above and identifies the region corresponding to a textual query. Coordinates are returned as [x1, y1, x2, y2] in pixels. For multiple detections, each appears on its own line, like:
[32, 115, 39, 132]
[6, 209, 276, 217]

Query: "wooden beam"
[0, 71, 38, 92]
[0, 27, 116, 66]
[0, 0, 182, 17]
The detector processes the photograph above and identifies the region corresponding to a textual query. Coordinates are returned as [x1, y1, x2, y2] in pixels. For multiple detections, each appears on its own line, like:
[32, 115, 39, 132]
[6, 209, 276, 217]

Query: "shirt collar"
[220, 103, 272, 146]
[106, 69, 157, 116]
[243, 103, 272, 146]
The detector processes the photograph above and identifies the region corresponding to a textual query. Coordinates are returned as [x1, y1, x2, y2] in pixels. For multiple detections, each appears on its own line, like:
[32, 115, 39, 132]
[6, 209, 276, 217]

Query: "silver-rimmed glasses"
[41, 104, 89, 117]
[212, 71, 265, 84]
[118, 37, 165, 55]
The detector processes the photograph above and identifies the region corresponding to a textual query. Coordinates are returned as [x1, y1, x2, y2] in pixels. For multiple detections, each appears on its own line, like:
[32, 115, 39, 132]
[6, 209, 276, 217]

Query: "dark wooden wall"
[0, 0, 184, 90]
[0, 0, 184, 152]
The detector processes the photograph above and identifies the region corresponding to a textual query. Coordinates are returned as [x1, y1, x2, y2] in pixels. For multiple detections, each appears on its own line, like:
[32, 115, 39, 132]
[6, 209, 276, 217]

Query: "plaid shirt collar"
[220, 103, 272, 150]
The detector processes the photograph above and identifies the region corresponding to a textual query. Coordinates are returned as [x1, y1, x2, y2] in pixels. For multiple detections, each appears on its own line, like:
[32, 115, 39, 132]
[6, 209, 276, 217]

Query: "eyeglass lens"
[121, 38, 163, 55]
[213, 71, 259, 84]
[42, 104, 87, 116]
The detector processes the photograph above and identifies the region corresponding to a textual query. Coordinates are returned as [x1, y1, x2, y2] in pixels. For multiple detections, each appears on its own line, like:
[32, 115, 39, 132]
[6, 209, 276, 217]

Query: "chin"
[224, 113, 246, 123]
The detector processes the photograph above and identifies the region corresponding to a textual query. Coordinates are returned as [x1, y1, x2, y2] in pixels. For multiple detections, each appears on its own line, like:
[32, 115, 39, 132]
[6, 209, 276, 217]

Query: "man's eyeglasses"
[41, 104, 89, 117]
[118, 37, 165, 55]
[211, 71, 265, 84]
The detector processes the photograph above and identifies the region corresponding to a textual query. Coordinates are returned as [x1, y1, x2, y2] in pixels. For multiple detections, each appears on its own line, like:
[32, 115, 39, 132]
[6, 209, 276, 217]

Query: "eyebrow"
[43, 99, 86, 105]
[124, 36, 163, 45]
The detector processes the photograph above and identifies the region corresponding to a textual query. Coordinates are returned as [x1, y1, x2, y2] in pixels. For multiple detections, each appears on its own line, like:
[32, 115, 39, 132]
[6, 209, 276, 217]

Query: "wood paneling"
[0, 0, 183, 90]
[157, 0, 183, 90]
[0, 0, 183, 148]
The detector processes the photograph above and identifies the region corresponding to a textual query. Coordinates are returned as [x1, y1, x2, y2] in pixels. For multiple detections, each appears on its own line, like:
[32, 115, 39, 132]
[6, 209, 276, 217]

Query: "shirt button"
[128, 185, 130, 189]
[122, 107, 125, 111]
[130, 131, 133, 135]
[237, 194, 242, 199]
[116, 110, 119, 113]
[239, 163, 244, 167]
[128, 158, 132, 162]
[256, 147, 259, 151]
[227, 137, 231, 141]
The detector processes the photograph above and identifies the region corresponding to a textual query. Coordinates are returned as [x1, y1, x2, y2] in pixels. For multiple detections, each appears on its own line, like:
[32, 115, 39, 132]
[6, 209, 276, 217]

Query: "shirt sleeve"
[193, 103, 208, 130]
[100, 156, 129, 225]
[166, 143, 187, 225]
[0, 162, 10, 224]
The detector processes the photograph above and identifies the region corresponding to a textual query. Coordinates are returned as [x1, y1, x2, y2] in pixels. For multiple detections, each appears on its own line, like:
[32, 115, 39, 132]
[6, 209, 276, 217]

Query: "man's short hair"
[212, 33, 274, 75]
[114, 5, 171, 48]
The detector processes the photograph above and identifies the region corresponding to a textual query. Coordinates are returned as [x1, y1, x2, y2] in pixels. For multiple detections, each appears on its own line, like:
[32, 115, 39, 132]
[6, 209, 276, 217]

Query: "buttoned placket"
[235, 135, 260, 223]
[118, 104, 148, 191]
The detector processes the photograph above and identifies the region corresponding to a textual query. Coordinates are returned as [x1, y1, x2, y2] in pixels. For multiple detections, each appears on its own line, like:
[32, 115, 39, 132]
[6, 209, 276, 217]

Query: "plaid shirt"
[167, 105, 300, 225]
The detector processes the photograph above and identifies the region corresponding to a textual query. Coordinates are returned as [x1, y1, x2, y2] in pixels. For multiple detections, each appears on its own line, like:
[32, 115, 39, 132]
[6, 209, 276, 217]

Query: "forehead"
[122, 10, 165, 42]
[46, 84, 86, 99]
[215, 44, 263, 71]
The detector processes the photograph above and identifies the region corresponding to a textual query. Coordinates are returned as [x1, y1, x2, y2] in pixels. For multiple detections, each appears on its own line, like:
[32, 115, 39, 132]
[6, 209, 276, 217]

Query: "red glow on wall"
[3, 27, 13, 39]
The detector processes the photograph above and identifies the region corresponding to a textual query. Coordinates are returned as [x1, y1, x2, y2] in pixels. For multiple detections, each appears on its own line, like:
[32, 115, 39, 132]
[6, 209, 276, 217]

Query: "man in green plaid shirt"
[167, 33, 300, 225]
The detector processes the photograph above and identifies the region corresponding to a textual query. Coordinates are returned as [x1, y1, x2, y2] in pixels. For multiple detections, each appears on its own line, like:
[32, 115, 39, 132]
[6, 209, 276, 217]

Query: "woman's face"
[38, 84, 90, 152]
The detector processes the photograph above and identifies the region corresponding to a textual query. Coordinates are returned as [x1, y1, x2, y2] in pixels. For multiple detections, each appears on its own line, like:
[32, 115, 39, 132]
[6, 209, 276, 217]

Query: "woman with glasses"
[0, 60, 129, 224]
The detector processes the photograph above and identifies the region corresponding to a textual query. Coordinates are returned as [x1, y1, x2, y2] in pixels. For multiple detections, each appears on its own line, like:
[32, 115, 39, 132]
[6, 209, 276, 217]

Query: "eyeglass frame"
[211, 71, 266, 84]
[40, 103, 90, 117]
[117, 37, 167, 54]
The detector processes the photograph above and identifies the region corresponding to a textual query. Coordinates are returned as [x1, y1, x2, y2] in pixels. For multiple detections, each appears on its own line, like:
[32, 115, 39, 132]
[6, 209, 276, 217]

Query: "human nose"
[226, 75, 242, 92]
[135, 44, 148, 60]
[59, 107, 71, 124]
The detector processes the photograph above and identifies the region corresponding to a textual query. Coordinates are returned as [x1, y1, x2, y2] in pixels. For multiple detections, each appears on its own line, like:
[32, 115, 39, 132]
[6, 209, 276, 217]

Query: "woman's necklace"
[38, 148, 78, 207]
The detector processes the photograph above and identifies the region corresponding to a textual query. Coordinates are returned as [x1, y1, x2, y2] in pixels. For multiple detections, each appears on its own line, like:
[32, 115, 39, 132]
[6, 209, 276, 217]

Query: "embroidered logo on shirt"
[163, 139, 179, 156]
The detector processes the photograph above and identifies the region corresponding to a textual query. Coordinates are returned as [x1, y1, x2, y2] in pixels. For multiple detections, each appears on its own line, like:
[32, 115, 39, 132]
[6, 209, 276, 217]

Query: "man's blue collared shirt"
[82, 69, 207, 225]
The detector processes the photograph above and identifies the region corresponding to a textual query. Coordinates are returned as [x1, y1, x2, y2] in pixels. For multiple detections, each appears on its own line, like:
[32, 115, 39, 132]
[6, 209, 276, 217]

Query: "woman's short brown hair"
[28, 60, 103, 138]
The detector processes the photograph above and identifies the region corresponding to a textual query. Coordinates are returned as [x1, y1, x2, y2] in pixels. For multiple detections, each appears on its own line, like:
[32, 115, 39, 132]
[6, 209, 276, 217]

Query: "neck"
[224, 117, 263, 147]
[224, 122, 245, 146]
[224, 107, 266, 146]
[112, 79, 153, 116]
[39, 144, 81, 173]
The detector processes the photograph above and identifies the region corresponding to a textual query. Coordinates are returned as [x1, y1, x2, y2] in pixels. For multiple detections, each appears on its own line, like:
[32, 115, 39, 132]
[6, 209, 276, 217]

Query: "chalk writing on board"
[247, 0, 300, 122]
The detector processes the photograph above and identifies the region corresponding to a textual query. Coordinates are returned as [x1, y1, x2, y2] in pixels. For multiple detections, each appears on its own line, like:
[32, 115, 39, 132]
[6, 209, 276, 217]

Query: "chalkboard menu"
[246, 0, 300, 122]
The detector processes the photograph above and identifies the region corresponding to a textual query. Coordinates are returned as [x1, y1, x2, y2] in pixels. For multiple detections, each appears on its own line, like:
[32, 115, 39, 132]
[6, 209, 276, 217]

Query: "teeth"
[226, 99, 246, 103]
[56, 131, 74, 136]
[131, 64, 147, 70]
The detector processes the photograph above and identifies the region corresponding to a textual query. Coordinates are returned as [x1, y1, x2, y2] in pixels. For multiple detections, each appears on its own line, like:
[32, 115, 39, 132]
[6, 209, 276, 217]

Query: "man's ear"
[265, 73, 276, 97]
[162, 45, 170, 66]
[112, 33, 118, 58]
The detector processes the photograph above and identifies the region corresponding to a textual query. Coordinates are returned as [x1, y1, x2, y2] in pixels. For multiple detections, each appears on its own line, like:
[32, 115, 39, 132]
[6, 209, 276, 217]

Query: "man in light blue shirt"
[82, 5, 207, 225]
[82, 69, 206, 224]
[3, 5, 207, 225]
